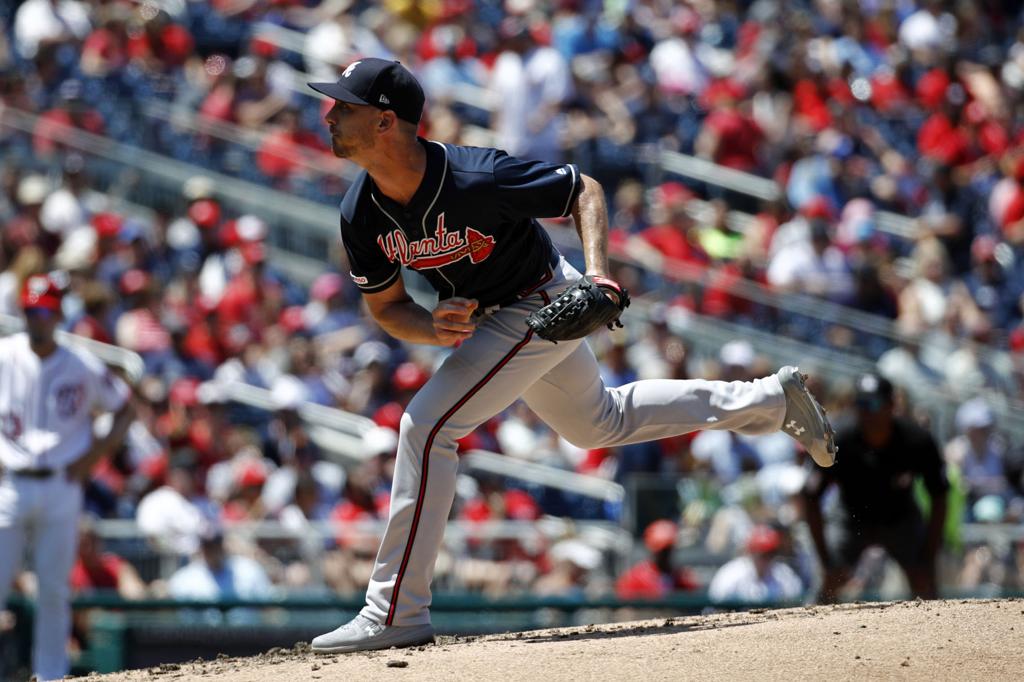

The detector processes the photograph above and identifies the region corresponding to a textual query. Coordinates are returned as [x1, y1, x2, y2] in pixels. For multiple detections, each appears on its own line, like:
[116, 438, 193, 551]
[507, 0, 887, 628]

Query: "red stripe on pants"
[385, 328, 536, 625]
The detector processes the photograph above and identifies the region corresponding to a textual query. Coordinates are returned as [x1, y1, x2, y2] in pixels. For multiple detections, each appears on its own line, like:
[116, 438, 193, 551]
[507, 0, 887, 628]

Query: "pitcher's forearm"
[373, 300, 444, 345]
[571, 174, 611, 277]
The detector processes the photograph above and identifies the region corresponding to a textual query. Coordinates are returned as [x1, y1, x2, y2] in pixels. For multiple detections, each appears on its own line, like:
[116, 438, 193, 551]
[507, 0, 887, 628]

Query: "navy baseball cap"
[854, 373, 893, 411]
[308, 58, 425, 125]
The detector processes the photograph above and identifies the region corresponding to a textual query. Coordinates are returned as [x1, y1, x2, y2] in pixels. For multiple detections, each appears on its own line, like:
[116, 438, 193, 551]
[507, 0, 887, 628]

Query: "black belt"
[9, 468, 57, 479]
[478, 256, 559, 314]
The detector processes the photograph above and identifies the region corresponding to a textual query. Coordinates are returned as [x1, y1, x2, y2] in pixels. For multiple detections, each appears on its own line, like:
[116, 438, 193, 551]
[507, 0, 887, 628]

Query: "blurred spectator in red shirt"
[33, 80, 106, 159]
[80, 8, 129, 77]
[624, 182, 706, 275]
[696, 80, 764, 173]
[256, 107, 330, 183]
[70, 517, 146, 598]
[126, 9, 194, 72]
[616, 520, 698, 599]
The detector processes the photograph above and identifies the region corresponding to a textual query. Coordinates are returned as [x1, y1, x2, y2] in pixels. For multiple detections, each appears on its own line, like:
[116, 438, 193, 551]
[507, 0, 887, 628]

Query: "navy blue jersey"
[338, 139, 582, 307]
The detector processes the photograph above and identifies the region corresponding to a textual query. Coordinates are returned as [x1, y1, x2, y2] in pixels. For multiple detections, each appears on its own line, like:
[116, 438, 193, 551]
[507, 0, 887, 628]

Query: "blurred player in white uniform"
[0, 273, 134, 681]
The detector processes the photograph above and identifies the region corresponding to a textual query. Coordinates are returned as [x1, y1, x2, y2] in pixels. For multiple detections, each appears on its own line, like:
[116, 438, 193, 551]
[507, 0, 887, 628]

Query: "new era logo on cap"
[308, 58, 425, 125]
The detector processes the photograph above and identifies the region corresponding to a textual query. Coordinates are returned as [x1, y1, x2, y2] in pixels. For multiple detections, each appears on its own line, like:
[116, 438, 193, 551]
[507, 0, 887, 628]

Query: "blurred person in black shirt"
[802, 374, 948, 602]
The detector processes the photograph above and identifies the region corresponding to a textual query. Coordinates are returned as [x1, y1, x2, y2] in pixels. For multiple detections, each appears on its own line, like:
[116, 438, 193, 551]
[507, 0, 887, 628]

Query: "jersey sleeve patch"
[351, 265, 400, 293]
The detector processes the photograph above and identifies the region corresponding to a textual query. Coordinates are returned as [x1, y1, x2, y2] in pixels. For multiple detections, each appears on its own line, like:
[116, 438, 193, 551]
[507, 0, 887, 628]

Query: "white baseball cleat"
[776, 366, 837, 467]
[311, 614, 435, 653]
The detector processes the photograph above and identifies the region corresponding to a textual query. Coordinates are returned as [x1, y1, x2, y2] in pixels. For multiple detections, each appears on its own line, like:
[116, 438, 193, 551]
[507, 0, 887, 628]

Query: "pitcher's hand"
[433, 298, 478, 346]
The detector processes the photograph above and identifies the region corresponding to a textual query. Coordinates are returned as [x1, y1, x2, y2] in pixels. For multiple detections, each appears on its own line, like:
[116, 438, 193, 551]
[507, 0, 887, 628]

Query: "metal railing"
[140, 99, 359, 182]
[653, 147, 919, 239]
[0, 105, 341, 272]
[462, 450, 625, 504]
[94, 517, 635, 582]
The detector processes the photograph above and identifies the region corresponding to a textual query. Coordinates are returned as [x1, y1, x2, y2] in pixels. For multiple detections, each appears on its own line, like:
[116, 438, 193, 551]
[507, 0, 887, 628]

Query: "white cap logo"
[379, 94, 390, 104]
[342, 61, 361, 78]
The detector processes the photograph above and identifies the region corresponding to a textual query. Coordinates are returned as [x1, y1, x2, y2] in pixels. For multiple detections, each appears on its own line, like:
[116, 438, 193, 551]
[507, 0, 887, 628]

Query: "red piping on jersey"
[385, 326, 538, 625]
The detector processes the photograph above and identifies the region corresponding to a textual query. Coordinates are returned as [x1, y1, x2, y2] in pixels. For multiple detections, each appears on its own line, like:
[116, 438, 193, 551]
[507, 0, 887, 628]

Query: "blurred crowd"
[2, 0, 1024, 619]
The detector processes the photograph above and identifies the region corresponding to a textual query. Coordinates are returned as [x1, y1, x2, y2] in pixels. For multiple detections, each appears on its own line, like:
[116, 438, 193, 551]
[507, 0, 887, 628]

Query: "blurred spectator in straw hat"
[707, 525, 803, 605]
[616, 519, 698, 599]
[167, 523, 273, 601]
[534, 538, 605, 598]
[0, 244, 46, 315]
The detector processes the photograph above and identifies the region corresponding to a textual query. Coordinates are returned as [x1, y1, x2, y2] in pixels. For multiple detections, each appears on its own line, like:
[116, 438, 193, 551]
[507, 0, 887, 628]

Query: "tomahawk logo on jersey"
[338, 140, 581, 305]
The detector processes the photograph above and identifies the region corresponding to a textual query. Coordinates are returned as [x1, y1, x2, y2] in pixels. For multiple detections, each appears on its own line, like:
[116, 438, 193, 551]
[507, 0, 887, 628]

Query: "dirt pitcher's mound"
[101, 599, 1022, 681]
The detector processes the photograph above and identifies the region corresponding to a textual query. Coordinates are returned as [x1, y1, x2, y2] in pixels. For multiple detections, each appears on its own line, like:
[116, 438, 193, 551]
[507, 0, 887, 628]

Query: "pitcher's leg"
[359, 404, 460, 627]
[357, 326, 581, 629]
[522, 341, 786, 448]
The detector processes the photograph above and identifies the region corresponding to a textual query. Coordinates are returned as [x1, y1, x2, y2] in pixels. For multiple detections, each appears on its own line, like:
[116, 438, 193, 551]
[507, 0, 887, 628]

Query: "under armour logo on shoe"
[786, 420, 806, 436]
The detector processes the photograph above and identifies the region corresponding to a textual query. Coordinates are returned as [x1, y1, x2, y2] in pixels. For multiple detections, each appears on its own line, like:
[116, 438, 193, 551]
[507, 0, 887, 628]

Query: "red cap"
[237, 462, 267, 488]
[971, 235, 999, 262]
[119, 268, 151, 296]
[701, 78, 744, 108]
[92, 212, 124, 239]
[249, 36, 277, 58]
[241, 241, 266, 265]
[372, 402, 404, 431]
[504, 489, 540, 521]
[461, 498, 492, 523]
[1010, 327, 1024, 353]
[654, 181, 694, 208]
[188, 199, 221, 229]
[392, 362, 430, 392]
[746, 525, 782, 554]
[643, 519, 678, 553]
[20, 274, 63, 311]
[278, 305, 306, 333]
[140, 454, 169, 482]
[169, 377, 201, 407]
[800, 196, 835, 220]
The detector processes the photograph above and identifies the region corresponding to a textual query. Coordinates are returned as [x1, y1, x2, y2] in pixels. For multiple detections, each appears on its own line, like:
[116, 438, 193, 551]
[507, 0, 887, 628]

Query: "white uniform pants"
[0, 472, 82, 681]
[361, 259, 786, 626]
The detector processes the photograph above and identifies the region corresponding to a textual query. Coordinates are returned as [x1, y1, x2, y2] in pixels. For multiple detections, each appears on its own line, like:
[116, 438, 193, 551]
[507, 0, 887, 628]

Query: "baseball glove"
[526, 275, 630, 342]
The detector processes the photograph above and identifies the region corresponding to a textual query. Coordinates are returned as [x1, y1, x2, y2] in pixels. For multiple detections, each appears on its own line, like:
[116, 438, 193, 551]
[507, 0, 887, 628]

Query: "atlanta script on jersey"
[339, 139, 581, 307]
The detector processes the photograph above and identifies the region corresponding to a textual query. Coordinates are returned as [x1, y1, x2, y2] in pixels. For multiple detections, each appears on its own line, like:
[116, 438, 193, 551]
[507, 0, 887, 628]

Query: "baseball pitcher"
[307, 59, 836, 653]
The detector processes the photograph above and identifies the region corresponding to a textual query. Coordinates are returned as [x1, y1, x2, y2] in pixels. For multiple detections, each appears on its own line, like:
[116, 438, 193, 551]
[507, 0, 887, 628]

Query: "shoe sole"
[780, 368, 837, 467]
[312, 631, 435, 654]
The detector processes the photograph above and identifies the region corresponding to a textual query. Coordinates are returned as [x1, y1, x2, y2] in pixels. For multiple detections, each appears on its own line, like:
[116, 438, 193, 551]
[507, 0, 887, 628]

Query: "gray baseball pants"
[361, 258, 786, 626]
